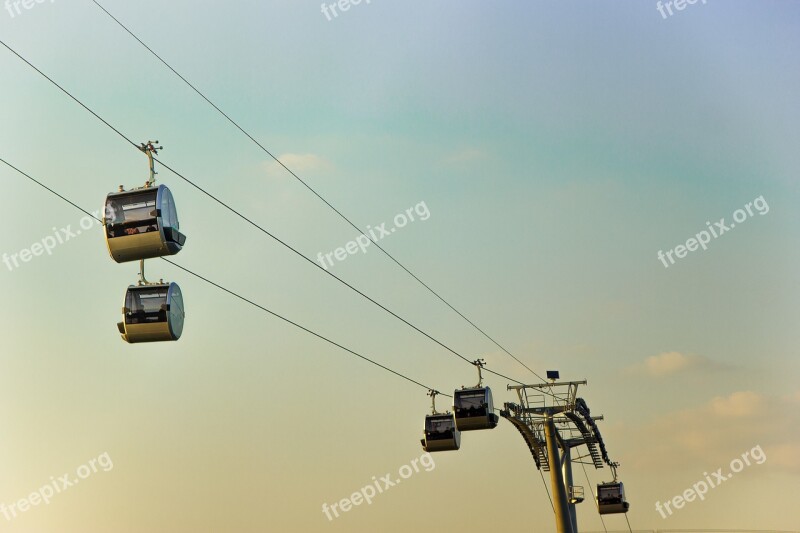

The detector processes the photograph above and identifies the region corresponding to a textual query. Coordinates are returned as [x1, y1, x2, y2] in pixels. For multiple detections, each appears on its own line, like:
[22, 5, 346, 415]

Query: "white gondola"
[453, 359, 499, 431]
[597, 482, 630, 514]
[420, 390, 461, 452]
[117, 282, 185, 344]
[454, 386, 499, 431]
[103, 183, 185, 263]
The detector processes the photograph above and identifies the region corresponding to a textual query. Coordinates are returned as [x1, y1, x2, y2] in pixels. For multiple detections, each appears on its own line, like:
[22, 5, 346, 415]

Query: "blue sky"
[1, 1, 799, 531]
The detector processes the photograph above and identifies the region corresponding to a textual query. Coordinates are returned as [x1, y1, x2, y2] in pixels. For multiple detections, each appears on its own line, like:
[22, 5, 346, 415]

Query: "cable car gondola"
[421, 413, 461, 452]
[108, 142, 189, 344]
[453, 359, 499, 431]
[117, 282, 185, 344]
[103, 183, 185, 263]
[597, 481, 629, 515]
[420, 390, 461, 452]
[454, 386, 499, 431]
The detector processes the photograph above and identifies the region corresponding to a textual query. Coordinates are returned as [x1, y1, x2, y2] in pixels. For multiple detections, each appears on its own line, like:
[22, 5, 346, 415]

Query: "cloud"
[627, 351, 721, 377]
[768, 444, 800, 471]
[709, 390, 764, 417]
[645, 351, 692, 376]
[263, 153, 332, 180]
[624, 390, 800, 474]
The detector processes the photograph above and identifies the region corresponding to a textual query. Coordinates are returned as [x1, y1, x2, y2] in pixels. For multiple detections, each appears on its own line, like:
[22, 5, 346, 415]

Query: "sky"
[1, 1, 799, 531]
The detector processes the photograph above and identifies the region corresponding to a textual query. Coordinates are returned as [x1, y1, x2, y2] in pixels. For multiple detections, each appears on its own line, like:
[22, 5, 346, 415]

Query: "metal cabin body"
[421, 413, 461, 452]
[104, 184, 185, 263]
[453, 386, 499, 431]
[118, 283, 185, 343]
[597, 482, 629, 515]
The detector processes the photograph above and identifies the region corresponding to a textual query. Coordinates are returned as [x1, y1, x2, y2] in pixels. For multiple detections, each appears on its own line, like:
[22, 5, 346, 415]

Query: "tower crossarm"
[501, 404, 549, 471]
[564, 411, 604, 468]
[575, 398, 618, 469]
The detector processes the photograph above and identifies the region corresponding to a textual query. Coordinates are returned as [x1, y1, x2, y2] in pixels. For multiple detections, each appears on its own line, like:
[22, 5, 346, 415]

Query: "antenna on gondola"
[609, 462, 619, 482]
[471, 358, 486, 388]
[428, 389, 441, 414]
[138, 140, 162, 188]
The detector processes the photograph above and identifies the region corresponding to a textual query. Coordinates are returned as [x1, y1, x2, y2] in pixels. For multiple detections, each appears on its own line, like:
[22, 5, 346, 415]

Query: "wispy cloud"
[627, 351, 723, 378]
[625, 390, 800, 474]
[709, 390, 764, 417]
[263, 153, 332, 180]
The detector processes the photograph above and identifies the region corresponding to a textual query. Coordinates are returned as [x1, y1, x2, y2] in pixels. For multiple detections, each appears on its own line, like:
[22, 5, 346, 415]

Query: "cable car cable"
[152, 153, 532, 389]
[539, 468, 554, 512]
[0, 155, 448, 397]
[0, 158, 99, 221]
[581, 461, 608, 533]
[0, 39, 140, 153]
[0, 37, 550, 394]
[88, 0, 551, 385]
[160, 257, 448, 395]
[624, 513, 634, 533]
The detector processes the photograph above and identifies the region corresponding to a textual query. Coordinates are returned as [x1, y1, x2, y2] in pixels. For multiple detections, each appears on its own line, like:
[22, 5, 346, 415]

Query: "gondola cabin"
[597, 482, 630, 514]
[420, 413, 461, 452]
[453, 386, 499, 431]
[117, 283, 185, 343]
[104, 184, 186, 263]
